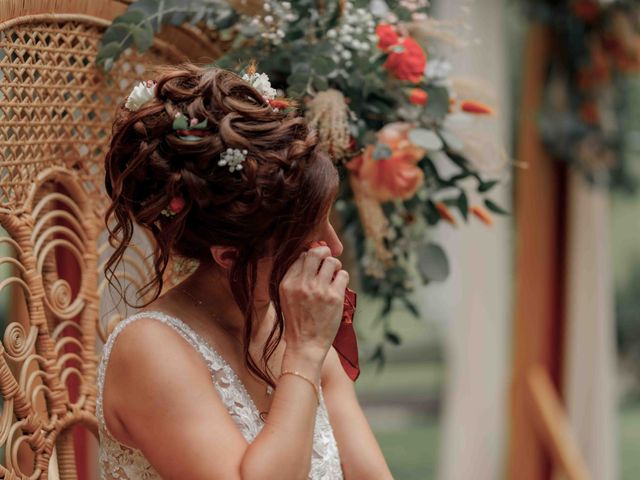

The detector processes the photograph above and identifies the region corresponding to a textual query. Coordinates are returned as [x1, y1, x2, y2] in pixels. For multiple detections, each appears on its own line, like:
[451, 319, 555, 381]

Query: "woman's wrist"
[282, 345, 325, 385]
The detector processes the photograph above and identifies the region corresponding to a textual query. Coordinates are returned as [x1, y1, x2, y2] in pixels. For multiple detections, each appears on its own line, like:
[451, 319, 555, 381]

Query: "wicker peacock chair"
[0, 1, 232, 478]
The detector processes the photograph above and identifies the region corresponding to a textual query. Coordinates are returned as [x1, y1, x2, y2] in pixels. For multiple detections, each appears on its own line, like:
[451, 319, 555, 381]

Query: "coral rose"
[384, 37, 427, 83]
[348, 122, 426, 202]
[376, 23, 400, 51]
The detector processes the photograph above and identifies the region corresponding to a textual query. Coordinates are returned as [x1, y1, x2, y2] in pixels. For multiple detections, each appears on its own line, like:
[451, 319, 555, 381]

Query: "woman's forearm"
[240, 347, 325, 480]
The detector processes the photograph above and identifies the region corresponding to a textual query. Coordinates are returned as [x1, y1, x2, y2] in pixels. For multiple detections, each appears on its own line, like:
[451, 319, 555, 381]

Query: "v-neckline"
[141, 310, 268, 422]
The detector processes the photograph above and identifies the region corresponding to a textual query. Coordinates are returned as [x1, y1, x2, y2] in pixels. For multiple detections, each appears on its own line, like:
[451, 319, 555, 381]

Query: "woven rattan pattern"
[0, 14, 194, 479]
[0, 18, 183, 213]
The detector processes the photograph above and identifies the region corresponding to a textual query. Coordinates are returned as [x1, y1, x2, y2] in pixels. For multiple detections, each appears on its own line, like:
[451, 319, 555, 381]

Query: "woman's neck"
[174, 262, 273, 344]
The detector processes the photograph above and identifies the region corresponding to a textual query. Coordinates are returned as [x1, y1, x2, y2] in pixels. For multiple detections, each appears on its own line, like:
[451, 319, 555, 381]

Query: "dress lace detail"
[96, 310, 344, 480]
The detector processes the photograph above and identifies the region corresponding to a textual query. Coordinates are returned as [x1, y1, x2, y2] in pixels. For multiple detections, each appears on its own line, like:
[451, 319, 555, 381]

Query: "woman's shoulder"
[106, 311, 208, 376]
[103, 311, 216, 418]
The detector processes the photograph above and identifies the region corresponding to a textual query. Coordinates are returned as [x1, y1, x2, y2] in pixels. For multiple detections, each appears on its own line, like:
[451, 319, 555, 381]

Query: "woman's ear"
[209, 245, 239, 270]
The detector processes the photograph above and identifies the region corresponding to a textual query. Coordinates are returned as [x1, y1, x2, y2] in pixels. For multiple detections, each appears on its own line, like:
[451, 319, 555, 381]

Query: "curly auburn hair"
[104, 63, 339, 390]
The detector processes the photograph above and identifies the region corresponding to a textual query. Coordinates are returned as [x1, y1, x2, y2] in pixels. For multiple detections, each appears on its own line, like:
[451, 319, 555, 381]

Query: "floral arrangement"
[98, 0, 509, 366]
[528, 0, 640, 191]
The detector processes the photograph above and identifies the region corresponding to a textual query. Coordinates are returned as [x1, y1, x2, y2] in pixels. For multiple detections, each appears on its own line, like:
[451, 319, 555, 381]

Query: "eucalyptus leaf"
[313, 75, 329, 91]
[424, 86, 449, 120]
[312, 56, 336, 75]
[417, 242, 450, 282]
[457, 191, 469, 221]
[95, 42, 123, 70]
[409, 128, 443, 150]
[113, 9, 146, 25]
[400, 296, 421, 318]
[101, 24, 132, 49]
[385, 330, 402, 345]
[132, 20, 154, 52]
[478, 180, 499, 193]
[129, 0, 161, 27]
[485, 199, 510, 215]
[102, 57, 115, 72]
[368, 344, 385, 364]
[424, 200, 441, 226]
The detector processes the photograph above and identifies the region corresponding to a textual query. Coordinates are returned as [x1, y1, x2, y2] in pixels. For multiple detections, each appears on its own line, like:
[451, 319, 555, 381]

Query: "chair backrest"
[0, 4, 220, 478]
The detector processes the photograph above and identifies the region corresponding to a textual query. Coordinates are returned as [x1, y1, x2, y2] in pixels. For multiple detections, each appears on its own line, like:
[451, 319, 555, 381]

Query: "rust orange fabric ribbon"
[333, 286, 360, 381]
[306, 241, 360, 382]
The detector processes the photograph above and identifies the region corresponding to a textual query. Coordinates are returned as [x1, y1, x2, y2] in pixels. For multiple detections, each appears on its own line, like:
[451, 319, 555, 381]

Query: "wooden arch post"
[507, 22, 591, 480]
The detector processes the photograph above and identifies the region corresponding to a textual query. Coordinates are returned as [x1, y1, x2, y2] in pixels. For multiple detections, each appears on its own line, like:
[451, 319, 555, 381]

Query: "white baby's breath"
[218, 148, 248, 173]
[242, 72, 278, 101]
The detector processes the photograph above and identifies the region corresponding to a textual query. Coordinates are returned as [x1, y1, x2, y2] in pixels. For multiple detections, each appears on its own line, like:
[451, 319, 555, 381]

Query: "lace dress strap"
[96, 310, 262, 444]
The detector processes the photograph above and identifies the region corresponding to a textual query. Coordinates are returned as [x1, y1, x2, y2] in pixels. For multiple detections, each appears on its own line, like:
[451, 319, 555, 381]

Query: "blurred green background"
[351, 184, 640, 480]
[354, 298, 443, 480]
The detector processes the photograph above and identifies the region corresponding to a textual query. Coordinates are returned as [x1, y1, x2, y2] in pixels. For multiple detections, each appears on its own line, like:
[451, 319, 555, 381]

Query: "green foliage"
[97, 0, 238, 71]
[417, 243, 450, 283]
[485, 199, 509, 215]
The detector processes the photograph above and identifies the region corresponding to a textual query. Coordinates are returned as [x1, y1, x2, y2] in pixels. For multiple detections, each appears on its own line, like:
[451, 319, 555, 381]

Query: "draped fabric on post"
[428, 1, 513, 479]
[563, 170, 618, 480]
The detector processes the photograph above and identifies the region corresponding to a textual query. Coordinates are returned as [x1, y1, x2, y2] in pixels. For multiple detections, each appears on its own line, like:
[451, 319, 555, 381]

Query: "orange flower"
[460, 100, 494, 115]
[349, 122, 426, 202]
[470, 206, 493, 226]
[376, 23, 400, 51]
[384, 38, 427, 83]
[268, 97, 297, 110]
[409, 88, 429, 105]
[435, 202, 456, 225]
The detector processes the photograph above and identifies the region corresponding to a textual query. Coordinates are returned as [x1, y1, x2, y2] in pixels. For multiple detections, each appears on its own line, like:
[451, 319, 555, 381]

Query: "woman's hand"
[279, 243, 350, 362]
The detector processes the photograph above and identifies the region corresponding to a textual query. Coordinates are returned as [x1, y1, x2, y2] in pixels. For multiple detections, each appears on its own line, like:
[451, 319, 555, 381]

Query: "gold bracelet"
[279, 370, 320, 405]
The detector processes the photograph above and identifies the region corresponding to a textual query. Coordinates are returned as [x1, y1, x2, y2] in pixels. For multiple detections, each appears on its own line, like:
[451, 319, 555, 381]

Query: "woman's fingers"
[331, 270, 350, 295]
[302, 245, 332, 277]
[317, 256, 342, 284]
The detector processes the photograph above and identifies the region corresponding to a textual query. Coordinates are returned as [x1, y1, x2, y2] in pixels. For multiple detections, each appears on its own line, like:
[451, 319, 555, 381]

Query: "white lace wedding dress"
[96, 310, 345, 479]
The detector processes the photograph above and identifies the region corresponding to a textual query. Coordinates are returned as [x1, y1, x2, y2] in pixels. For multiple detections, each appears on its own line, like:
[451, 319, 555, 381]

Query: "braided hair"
[104, 63, 339, 391]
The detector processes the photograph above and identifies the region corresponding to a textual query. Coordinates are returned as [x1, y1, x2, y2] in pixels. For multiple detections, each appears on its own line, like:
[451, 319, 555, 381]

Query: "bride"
[100, 63, 393, 479]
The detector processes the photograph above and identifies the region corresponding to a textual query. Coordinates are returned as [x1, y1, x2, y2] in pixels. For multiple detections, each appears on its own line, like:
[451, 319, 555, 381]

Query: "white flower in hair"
[125, 80, 156, 111]
[242, 72, 277, 101]
[218, 147, 248, 173]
